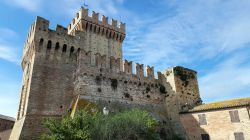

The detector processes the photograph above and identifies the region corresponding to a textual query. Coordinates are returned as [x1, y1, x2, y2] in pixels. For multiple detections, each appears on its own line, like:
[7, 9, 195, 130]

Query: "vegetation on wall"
[174, 69, 195, 87]
[41, 109, 160, 140]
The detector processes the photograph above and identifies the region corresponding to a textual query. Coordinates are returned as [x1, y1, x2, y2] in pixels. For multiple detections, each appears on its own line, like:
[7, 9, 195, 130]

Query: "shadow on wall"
[179, 113, 209, 140]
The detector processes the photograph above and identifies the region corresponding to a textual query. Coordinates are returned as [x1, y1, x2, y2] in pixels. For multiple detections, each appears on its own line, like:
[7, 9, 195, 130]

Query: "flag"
[83, 0, 88, 7]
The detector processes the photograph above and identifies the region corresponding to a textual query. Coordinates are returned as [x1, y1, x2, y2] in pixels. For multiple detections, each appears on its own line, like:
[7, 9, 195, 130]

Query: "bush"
[42, 108, 160, 140]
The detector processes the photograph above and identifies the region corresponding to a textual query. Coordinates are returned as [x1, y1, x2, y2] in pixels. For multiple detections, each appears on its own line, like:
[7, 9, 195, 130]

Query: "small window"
[85, 23, 88, 30]
[55, 42, 60, 50]
[229, 110, 240, 123]
[234, 132, 244, 140]
[39, 38, 44, 46]
[70, 46, 74, 53]
[76, 13, 79, 19]
[62, 44, 67, 52]
[198, 114, 207, 125]
[47, 40, 52, 50]
[201, 134, 210, 140]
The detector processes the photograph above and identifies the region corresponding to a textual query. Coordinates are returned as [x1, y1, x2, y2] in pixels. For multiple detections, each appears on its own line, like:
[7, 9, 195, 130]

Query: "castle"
[9, 7, 204, 140]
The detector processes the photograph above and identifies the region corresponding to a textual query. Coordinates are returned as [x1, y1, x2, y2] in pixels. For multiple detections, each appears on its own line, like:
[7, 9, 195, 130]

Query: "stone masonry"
[10, 7, 201, 140]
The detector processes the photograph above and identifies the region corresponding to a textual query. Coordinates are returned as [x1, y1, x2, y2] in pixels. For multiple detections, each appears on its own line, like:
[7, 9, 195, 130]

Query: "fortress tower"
[67, 7, 125, 67]
[10, 7, 201, 140]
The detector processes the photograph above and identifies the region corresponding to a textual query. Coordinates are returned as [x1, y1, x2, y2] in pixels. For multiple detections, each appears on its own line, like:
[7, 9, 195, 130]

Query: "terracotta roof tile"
[0, 114, 16, 122]
[182, 97, 250, 113]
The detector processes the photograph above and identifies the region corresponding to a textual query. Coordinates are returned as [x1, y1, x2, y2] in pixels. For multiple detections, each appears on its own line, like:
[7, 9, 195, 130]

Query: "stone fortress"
[9, 7, 204, 140]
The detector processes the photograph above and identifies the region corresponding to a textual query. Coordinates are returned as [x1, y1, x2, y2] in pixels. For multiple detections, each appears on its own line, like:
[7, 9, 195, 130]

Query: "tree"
[42, 108, 160, 140]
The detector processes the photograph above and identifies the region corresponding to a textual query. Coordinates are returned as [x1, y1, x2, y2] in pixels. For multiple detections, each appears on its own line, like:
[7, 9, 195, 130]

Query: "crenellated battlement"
[36, 40, 162, 86]
[75, 49, 161, 83]
[67, 7, 126, 42]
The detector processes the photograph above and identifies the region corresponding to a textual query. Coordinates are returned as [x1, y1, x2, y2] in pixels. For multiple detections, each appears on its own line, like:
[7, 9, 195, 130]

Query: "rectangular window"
[201, 134, 210, 140]
[234, 132, 244, 140]
[198, 114, 207, 125]
[229, 110, 240, 123]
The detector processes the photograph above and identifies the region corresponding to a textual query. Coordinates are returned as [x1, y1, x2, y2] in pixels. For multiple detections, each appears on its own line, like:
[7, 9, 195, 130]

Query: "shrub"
[42, 108, 160, 140]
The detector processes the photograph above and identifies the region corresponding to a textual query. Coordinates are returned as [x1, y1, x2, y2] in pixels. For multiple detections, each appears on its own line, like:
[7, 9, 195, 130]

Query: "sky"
[0, 0, 250, 118]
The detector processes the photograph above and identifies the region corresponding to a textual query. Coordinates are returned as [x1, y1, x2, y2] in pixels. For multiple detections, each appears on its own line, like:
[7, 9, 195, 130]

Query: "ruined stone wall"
[165, 66, 201, 109]
[163, 66, 201, 139]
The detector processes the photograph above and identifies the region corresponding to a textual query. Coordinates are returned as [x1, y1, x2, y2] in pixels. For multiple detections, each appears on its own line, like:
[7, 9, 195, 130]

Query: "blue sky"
[0, 0, 250, 118]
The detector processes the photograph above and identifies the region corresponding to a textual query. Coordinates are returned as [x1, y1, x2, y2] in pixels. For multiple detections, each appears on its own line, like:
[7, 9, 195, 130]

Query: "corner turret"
[165, 66, 201, 110]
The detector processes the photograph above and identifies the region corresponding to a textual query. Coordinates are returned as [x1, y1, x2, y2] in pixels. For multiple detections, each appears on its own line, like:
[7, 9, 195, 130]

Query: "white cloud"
[199, 53, 250, 102]
[0, 45, 20, 63]
[0, 28, 21, 63]
[3, 0, 42, 11]
[123, 0, 250, 68]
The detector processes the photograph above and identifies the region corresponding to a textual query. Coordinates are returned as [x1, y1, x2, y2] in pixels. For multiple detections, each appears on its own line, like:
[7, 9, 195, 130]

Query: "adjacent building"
[180, 97, 250, 140]
[0, 114, 15, 140]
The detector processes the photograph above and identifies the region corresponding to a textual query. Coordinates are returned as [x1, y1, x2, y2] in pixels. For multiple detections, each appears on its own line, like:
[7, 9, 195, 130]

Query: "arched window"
[47, 40, 52, 50]
[62, 44, 67, 52]
[77, 48, 80, 53]
[39, 38, 44, 46]
[76, 13, 79, 19]
[90, 24, 92, 31]
[72, 19, 75, 24]
[109, 32, 112, 38]
[55, 42, 60, 50]
[102, 29, 104, 35]
[85, 23, 88, 30]
[70, 46, 74, 54]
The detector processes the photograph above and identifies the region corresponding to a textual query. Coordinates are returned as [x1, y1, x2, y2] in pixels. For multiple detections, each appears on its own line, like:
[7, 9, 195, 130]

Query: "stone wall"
[180, 107, 250, 140]
[10, 7, 200, 140]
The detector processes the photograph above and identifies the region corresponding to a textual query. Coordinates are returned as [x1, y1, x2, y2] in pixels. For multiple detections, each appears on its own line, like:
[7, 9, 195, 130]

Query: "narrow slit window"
[47, 40, 52, 50]
[55, 42, 60, 50]
[39, 38, 44, 46]
[70, 46, 74, 54]
[62, 44, 67, 52]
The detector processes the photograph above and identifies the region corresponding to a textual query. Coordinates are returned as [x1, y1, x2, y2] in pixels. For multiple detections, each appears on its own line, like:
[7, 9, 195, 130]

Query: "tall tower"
[10, 7, 126, 140]
[68, 7, 125, 66]
[164, 66, 202, 138]
[165, 66, 201, 109]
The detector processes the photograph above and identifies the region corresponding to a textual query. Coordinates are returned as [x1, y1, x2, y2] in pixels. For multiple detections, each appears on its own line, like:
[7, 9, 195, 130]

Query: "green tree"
[42, 108, 160, 140]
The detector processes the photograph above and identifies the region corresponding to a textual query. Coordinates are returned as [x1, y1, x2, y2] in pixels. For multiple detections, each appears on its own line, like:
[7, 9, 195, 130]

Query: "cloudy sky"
[0, 0, 250, 118]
